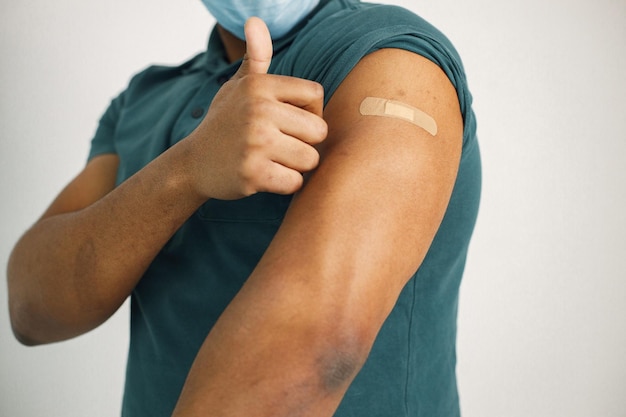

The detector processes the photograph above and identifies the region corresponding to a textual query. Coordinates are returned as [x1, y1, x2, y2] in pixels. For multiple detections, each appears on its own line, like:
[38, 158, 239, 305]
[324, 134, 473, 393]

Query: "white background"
[1, 0, 625, 416]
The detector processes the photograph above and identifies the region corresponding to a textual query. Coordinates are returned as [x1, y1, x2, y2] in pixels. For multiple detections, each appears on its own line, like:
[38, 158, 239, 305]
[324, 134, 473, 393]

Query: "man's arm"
[172, 46, 463, 416]
[7, 149, 208, 345]
[7, 19, 326, 345]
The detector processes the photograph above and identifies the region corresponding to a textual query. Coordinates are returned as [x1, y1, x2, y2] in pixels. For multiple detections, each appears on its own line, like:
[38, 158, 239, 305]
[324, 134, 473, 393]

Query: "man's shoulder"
[303, 1, 441, 42]
[287, 0, 459, 72]
[278, 1, 463, 102]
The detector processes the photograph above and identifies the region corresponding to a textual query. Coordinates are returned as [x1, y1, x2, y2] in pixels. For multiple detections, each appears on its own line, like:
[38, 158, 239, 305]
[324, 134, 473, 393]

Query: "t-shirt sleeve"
[87, 92, 125, 161]
[278, 3, 477, 147]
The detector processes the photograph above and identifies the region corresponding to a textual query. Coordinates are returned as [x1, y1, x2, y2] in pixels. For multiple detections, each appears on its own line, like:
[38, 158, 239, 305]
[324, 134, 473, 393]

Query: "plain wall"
[1, 0, 625, 416]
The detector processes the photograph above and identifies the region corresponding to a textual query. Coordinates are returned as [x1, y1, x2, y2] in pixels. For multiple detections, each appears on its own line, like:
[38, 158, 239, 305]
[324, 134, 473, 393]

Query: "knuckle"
[244, 97, 273, 122]
[288, 172, 305, 193]
[263, 167, 303, 195]
[247, 122, 274, 149]
[316, 119, 329, 141]
[239, 154, 258, 179]
[311, 81, 325, 100]
[298, 146, 319, 172]
[307, 148, 321, 170]
[304, 117, 327, 144]
[279, 171, 303, 195]
[241, 184, 257, 197]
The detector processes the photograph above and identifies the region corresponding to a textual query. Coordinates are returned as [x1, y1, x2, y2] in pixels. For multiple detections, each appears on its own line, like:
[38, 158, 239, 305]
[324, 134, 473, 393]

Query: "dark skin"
[217, 24, 246, 64]
[8, 18, 463, 417]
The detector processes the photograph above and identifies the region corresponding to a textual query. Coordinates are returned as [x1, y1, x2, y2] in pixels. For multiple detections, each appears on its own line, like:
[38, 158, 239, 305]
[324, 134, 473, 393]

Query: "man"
[7, 0, 481, 416]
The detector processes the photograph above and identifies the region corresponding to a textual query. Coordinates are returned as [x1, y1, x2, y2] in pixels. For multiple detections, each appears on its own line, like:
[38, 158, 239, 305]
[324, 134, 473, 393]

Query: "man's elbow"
[8, 302, 45, 346]
[7, 249, 44, 345]
[8, 277, 66, 346]
[8, 295, 92, 346]
[12, 326, 42, 347]
[7, 255, 79, 346]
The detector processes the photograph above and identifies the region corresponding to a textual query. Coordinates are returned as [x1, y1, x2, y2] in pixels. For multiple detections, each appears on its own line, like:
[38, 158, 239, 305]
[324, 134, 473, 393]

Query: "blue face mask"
[200, 0, 321, 40]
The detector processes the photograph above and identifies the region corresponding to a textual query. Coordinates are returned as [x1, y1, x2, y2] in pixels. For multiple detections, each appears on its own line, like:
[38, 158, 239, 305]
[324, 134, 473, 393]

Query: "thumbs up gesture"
[183, 17, 328, 200]
[233, 17, 274, 78]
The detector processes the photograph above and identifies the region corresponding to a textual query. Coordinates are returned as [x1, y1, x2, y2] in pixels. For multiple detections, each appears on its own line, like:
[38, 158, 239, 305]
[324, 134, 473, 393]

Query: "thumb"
[234, 17, 273, 78]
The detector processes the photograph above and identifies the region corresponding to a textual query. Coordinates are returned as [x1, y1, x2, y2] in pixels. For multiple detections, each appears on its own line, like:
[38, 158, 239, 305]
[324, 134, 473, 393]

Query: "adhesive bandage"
[359, 97, 438, 136]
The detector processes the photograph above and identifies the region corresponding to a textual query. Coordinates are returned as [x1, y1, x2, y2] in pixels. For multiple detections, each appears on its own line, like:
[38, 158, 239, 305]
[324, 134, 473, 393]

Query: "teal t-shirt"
[89, 1, 481, 416]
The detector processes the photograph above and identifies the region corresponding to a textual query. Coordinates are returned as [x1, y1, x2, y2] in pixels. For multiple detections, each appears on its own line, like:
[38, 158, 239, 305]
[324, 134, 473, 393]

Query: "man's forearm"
[172, 266, 369, 417]
[7, 142, 206, 345]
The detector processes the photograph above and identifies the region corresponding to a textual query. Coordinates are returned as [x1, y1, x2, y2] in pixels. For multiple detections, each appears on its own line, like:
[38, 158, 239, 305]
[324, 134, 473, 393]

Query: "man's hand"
[184, 17, 327, 200]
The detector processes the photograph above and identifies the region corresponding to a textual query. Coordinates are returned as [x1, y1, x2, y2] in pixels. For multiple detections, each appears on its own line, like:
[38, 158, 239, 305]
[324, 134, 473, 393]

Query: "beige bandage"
[359, 97, 438, 136]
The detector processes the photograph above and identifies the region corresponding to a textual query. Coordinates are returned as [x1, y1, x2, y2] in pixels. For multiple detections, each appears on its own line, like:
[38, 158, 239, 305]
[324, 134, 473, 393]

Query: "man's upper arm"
[250, 47, 463, 336]
[168, 48, 466, 416]
[40, 154, 119, 220]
